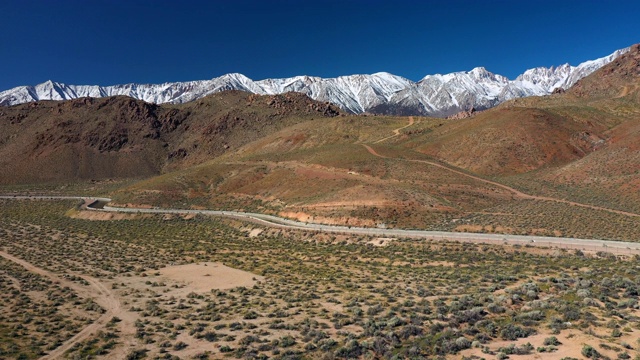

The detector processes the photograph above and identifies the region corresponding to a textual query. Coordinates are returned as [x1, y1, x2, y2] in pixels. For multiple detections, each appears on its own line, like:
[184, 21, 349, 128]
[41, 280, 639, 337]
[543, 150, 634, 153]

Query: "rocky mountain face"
[0, 91, 342, 184]
[0, 47, 629, 117]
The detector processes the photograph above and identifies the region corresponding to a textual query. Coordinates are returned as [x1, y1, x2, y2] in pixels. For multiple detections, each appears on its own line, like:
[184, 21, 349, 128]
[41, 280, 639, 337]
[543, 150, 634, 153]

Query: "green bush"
[581, 345, 600, 359]
[543, 336, 561, 346]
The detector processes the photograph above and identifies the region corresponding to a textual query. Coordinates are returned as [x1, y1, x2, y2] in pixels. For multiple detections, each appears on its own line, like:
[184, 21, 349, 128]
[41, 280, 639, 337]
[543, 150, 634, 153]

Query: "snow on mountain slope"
[0, 46, 630, 116]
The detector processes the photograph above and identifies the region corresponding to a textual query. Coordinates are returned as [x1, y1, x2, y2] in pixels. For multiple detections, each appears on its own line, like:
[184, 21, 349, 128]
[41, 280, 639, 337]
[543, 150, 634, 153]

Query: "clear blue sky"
[1, 0, 638, 90]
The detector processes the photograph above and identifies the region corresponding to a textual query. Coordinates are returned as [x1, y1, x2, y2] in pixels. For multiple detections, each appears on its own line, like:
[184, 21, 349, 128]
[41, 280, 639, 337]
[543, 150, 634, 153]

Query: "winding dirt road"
[363, 116, 640, 219]
[363, 144, 640, 218]
[374, 116, 415, 143]
[0, 250, 124, 359]
[616, 84, 638, 98]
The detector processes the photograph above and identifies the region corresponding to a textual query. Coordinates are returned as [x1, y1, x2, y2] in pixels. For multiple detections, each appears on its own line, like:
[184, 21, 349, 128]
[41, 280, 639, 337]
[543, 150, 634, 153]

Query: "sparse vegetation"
[0, 46, 639, 359]
[0, 198, 639, 359]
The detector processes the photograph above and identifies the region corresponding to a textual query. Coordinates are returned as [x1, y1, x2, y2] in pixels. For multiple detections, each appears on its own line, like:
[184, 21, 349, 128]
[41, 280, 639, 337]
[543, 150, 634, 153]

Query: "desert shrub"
[543, 336, 561, 346]
[244, 311, 259, 320]
[397, 324, 422, 339]
[498, 342, 534, 355]
[486, 303, 506, 314]
[454, 337, 472, 350]
[334, 340, 363, 359]
[516, 310, 544, 322]
[500, 324, 535, 341]
[200, 332, 217, 342]
[239, 335, 260, 346]
[581, 345, 601, 359]
[280, 335, 296, 348]
[173, 341, 188, 350]
[125, 349, 148, 360]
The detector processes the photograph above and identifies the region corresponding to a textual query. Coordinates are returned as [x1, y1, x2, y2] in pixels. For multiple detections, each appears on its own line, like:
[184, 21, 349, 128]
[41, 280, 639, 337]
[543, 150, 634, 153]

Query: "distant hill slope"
[0, 46, 629, 117]
[410, 44, 640, 212]
[0, 91, 340, 184]
[2, 45, 639, 239]
[106, 40, 640, 235]
[412, 44, 640, 175]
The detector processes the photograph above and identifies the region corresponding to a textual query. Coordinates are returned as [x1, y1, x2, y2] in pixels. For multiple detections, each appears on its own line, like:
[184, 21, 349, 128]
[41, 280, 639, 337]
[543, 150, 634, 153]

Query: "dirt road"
[0, 250, 125, 359]
[374, 116, 415, 143]
[362, 144, 640, 218]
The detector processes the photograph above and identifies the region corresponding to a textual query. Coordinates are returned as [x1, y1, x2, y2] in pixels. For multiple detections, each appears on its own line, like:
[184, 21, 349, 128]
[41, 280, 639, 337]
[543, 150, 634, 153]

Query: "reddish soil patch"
[70, 210, 147, 221]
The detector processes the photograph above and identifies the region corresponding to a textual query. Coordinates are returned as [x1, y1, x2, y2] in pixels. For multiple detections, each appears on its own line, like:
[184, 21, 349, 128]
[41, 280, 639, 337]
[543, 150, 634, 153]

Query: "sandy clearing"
[70, 209, 147, 221]
[248, 228, 263, 237]
[157, 262, 264, 292]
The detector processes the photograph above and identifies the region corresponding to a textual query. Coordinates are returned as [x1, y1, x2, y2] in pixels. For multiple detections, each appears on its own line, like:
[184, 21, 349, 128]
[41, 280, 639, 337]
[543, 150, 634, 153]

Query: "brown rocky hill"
[0, 91, 340, 184]
[569, 43, 640, 99]
[411, 44, 640, 177]
[2, 45, 640, 237]
[400, 43, 640, 212]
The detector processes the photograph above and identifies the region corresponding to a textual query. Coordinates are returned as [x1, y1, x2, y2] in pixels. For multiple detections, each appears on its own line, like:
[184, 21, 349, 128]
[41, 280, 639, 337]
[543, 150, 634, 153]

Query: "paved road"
[2, 195, 640, 254]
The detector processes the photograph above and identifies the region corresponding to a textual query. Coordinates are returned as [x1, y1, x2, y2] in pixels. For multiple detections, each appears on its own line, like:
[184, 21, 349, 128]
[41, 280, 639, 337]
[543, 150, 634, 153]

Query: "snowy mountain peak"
[469, 67, 490, 77]
[0, 45, 631, 116]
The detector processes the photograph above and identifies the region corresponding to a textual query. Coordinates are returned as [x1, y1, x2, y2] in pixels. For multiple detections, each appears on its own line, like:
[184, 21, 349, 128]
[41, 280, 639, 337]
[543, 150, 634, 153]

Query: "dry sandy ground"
[157, 262, 264, 293]
[248, 228, 263, 237]
[70, 210, 147, 220]
[103, 262, 266, 358]
[1, 249, 267, 359]
[456, 325, 640, 359]
[0, 250, 129, 360]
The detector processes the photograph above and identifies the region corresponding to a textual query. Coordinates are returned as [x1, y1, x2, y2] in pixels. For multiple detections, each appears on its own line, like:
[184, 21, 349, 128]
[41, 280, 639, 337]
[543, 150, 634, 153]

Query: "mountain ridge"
[0, 46, 630, 117]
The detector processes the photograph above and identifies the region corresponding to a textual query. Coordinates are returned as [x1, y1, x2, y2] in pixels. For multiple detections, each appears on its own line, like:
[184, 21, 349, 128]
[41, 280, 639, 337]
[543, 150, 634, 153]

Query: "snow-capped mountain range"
[0, 47, 630, 117]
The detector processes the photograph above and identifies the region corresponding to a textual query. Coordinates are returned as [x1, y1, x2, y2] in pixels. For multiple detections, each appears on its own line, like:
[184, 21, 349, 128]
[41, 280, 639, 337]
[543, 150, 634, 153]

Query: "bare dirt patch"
[279, 210, 377, 227]
[157, 262, 264, 293]
[70, 209, 147, 221]
[248, 228, 263, 237]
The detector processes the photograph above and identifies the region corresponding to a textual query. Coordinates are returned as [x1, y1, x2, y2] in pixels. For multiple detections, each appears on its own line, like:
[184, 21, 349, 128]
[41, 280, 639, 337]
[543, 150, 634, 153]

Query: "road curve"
[2, 195, 640, 255]
[374, 116, 415, 144]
